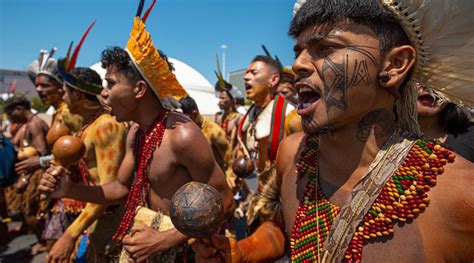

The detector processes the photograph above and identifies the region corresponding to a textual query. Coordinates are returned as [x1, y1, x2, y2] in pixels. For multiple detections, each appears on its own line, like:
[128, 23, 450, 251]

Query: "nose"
[243, 72, 251, 82]
[36, 85, 42, 93]
[292, 50, 313, 80]
[100, 88, 108, 99]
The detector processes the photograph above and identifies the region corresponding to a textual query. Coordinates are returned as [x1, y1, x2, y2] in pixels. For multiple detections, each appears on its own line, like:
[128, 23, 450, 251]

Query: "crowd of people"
[0, 0, 473, 262]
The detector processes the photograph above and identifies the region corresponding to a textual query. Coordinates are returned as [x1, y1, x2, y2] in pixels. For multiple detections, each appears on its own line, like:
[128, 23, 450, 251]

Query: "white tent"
[90, 58, 219, 115]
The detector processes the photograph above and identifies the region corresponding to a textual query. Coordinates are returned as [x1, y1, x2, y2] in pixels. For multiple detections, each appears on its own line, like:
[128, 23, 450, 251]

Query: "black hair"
[101, 47, 143, 85]
[289, 0, 410, 55]
[5, 95, 30, 115]
[252, 55, 283, 76]
[101, 46, 175, 85]
[179, 96, 199, 114]
[439, 103, 473, 135]
[69, 67, 102, 102]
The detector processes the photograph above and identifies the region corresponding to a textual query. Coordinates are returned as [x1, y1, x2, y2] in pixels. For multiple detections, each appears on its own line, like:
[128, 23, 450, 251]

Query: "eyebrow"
[294, 30, 341, 51]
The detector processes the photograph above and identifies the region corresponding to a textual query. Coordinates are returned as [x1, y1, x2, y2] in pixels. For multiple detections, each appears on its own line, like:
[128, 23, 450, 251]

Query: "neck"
[223, 106, 236, 118]
[254, 94, 273, 109]
[135, 95, 164, 131]
[79, 102, 103, 125]
[418, 115, 446, 141]
[318, 109, 397, 192]
[24, 111, 34, 122]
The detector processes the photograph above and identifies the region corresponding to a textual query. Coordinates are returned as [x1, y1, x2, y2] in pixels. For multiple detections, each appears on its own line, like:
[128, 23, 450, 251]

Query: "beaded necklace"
[290, 135, 455, 262]
[113, 109, 169, 241]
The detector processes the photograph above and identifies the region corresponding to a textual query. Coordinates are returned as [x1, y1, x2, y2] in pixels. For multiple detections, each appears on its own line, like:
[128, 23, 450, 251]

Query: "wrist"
[39, 155, 53, 168]
[61, 230, 78, 242]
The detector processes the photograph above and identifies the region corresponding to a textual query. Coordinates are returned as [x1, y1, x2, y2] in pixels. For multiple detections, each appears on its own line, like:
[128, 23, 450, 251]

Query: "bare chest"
[280, 169, 453, 262]
[140, 142, 192, 213]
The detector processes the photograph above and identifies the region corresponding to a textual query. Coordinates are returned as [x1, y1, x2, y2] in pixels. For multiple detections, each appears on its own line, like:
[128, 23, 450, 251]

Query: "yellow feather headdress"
[125, 0, 188, 106]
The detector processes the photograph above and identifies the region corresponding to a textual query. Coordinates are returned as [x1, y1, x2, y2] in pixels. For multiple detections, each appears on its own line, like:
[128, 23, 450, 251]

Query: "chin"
[301, 116, 335, 136]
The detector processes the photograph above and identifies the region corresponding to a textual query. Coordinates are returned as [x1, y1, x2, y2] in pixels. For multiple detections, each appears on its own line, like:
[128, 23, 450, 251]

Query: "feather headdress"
[28, 47, 61, 84]
[292, 0, 474, 133]
[125, 0, 188, 106]
[214, 54, 243, 102]
[58, 20, 102, 95]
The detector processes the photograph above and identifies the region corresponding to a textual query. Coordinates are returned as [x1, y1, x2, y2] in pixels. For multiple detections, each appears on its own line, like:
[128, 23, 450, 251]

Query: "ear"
[134, 80, 148, 99]
[379, 45, 416, 89]
[71, 89, 83, 101]
[269, 73, 281, 89]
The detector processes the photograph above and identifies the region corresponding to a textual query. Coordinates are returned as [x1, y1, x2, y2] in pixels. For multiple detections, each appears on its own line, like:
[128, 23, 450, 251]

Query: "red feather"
[68, 19, 96, 72]
[142, 0, 157, 23]
[9, 79, 17, 94]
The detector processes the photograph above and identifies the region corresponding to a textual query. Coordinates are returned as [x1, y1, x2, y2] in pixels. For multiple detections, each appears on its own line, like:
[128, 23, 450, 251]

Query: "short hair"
[252, 55, 283, 76]
[101, 47, 175, 85]
[439, 103, 473, 135]
[5, 95, 30, 115]
[179, 96, 199, 114]
[101, 47, 143, 85]
[289, 0, 410, 55]
[68, 67, 102, 102]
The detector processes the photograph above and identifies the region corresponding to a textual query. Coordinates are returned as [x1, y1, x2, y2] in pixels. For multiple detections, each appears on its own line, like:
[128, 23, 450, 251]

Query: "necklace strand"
[290, 136, 455, 262]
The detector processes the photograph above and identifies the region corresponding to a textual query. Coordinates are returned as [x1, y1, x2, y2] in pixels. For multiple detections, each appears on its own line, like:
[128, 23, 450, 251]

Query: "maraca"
[40, 135, 85, 200]
[46, 122, 70, 148]
[169, 182, 224, 239]
[232, 156, 255, 179]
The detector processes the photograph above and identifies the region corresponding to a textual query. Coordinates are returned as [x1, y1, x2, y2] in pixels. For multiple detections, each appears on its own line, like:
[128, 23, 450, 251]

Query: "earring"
[378, 71, 401, 99]
[378, 71, 391, 83]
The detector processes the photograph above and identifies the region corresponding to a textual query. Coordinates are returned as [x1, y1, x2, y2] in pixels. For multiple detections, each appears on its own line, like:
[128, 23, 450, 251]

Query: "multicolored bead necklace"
[290, 136, 455, 262]
[113, 109, 169, 241]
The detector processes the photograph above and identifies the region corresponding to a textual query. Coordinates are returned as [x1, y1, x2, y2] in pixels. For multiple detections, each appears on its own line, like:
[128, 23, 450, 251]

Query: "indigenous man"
[276, 67, 298, 106]
[235, 54, 297, 228]
[40, 6, 233, 262]
[277, 67, 303, 136]
[193, 0, 474, 262]
[416, 84, 474, 162]
[180, 96, 230, 173]
[214, 58, 244, 146]
[44, 66, 127, 262]
[4, 95, 49, 254]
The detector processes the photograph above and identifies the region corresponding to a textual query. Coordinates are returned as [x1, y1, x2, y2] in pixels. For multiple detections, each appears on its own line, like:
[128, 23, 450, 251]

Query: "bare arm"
[173, 118, 234, 215]
[40, 123, 136, 204]
[63, 117, 127, 239]
[27, 120, 48, 155]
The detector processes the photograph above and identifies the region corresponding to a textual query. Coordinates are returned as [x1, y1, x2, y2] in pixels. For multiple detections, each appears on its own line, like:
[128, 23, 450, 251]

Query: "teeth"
[299, 87, 313, 93]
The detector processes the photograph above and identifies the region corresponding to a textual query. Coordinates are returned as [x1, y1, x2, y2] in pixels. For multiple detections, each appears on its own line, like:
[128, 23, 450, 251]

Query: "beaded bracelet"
[39, 155, 53, 168]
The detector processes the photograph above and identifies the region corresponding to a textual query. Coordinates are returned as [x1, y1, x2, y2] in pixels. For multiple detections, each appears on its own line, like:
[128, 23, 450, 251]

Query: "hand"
[46, 233, 76, 263]
[15, 156, 40, 174]
[122, 225, 174, 262]
[38, 165, 71, 199]
[13, 175, 30, 192]
[192, 234, 241, 263]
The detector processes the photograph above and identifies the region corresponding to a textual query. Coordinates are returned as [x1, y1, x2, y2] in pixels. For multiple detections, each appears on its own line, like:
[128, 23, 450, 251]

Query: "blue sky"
[0, 0, 296, 84]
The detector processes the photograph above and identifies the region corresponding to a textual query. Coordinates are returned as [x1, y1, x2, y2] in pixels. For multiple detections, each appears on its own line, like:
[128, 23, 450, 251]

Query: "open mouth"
[296, 83, 321, 116]
[244, 83, 252, 92]
[417, 93, 436, 106]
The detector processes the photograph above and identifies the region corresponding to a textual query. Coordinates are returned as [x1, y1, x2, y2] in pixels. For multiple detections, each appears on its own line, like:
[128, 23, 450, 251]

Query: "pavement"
[0, 216, 46, 263]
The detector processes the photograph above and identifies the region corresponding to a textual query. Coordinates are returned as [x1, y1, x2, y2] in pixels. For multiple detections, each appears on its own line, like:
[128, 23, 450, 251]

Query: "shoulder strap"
[267, 95, 288, 162]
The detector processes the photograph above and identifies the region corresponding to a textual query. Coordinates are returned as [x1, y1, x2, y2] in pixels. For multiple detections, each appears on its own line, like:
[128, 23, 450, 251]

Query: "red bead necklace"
[290, 136, 455, 262]
[113, 109, 169, 241]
